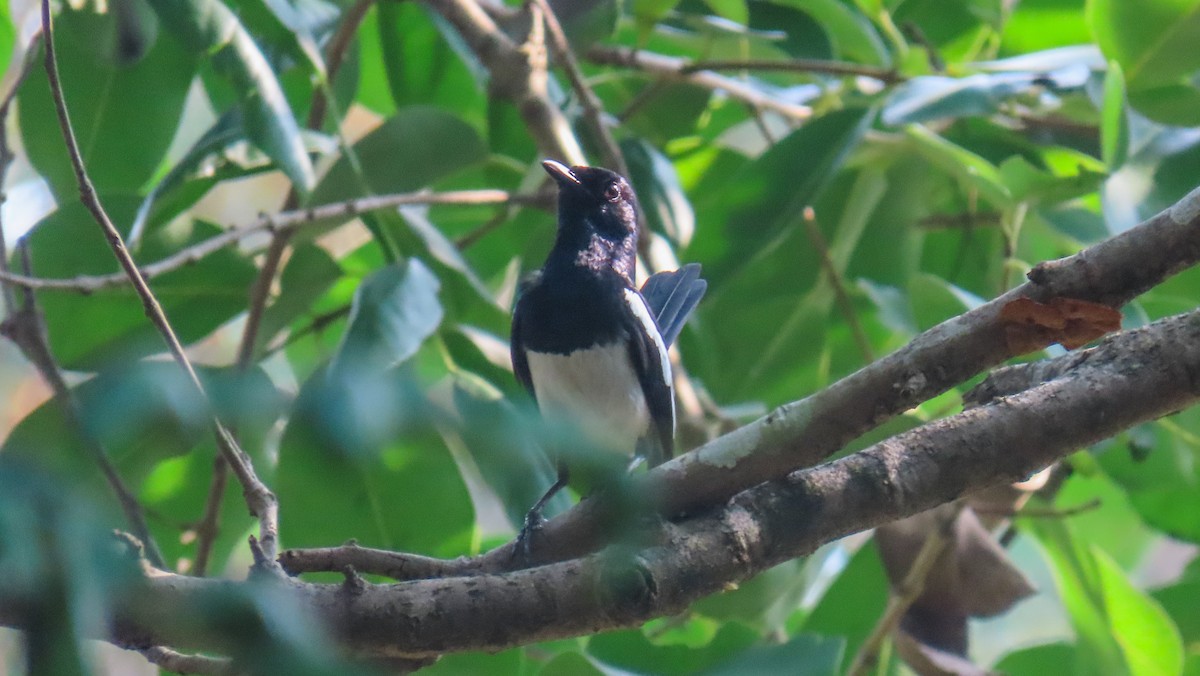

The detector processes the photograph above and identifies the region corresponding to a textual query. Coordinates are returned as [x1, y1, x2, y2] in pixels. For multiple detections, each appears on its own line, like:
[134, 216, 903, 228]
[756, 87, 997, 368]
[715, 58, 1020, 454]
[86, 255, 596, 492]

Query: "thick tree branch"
[458, 182, 1200, 570]
[282, 182, 1200, 579]
[12, 307, 1199, 658]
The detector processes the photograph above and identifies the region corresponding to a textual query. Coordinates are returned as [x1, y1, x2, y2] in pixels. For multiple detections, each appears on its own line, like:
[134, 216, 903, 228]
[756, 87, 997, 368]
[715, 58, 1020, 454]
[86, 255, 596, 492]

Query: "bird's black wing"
[639, 263, 707, 348]
[621, 287, 675, 466]
[510, 274, 540, 400]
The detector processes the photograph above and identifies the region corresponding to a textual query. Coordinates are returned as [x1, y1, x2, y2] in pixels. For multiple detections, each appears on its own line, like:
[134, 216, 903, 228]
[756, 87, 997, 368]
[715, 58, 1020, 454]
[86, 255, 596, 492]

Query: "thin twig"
[262, 303, 352, 358]
[529, 0, 664, 262]
[137, 646, 236, 676]
[917, 211, 1002, 230]
[304, 0, 374, 131]
[976, 497, 1102, 519]
[0, 190, 542, 292]
[532, 0, 626, 175]
[205, 4, 378, 571]
[190, 453, 229, 578]
[746, 103, 778, 145]
[848, 504, 965, 676]
[40, 0, 281, 566]
[680, 58, 903, 84]
[588, 46, 813, 121]
[802, 206, 873, 363]
[428, 0, 586, 162]
[899, 21, 944, 73]
[237, 0, 384, 374]
[0, 68, 166, 568]
[2, 242, 168, 569]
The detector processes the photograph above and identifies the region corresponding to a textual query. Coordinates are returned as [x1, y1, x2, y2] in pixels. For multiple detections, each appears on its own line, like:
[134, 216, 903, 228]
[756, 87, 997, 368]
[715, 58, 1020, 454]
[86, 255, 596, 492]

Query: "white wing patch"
[623, 288, 671, 386]
[623, 288, 675, 438]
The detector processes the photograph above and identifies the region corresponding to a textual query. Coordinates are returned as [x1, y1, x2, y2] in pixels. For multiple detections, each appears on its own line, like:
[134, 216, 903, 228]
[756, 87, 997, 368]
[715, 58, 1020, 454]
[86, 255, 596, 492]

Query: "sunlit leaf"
[147, 0, 316, 193]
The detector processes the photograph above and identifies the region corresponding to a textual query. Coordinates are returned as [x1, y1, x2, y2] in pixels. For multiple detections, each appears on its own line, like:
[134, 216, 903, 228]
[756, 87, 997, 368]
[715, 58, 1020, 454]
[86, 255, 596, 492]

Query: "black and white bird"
[510, 159, 706, 542]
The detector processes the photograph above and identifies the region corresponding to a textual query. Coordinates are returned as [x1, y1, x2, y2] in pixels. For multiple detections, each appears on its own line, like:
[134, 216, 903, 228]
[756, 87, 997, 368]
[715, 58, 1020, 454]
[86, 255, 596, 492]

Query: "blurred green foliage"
[2, 0, 1200, 673]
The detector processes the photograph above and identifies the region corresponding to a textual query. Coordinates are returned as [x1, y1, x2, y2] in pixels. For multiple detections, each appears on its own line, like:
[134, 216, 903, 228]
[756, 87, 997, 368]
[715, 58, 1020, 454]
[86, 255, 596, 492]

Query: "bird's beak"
[542, 159, 581, 187]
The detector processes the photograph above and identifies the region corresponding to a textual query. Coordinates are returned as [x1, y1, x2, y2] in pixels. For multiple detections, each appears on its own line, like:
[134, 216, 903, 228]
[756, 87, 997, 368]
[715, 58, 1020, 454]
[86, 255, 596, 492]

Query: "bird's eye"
[603, 183, 621, 202]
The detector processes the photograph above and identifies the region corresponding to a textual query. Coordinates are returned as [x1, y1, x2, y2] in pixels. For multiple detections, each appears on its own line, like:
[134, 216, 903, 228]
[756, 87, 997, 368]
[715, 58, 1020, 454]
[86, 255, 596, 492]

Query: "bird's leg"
[515, 465, 569, 561]
[625, 455, 645, 474]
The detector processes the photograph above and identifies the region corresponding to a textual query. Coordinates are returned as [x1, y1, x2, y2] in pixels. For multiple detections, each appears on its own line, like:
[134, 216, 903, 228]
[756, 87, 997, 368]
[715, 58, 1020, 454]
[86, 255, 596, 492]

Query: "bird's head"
[542, 160, 638, 243]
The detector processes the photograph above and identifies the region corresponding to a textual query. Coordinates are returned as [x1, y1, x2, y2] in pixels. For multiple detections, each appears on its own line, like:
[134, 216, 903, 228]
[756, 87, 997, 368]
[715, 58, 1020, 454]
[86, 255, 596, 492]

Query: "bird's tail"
[640, 263, 707, 348]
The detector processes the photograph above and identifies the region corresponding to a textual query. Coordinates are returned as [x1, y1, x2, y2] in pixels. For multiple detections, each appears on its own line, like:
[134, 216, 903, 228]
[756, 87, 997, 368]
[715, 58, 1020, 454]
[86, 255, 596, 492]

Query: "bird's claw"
[513, 510, 546, 563]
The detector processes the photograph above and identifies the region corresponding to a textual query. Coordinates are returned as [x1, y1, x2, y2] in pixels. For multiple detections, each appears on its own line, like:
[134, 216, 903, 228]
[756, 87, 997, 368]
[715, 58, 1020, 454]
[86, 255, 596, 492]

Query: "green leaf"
[634, 0, 685, 35]
[698, 634, 844, 676]
[1002, 0, 1090, 53]
[146, 0, 316, 193]
[1032, 517, 1184, 675]
[540, 650, 606, 676]
[908, 273, 983, 330]
[1101, 60, 1130, 170]
[1100, 415, 1200, 544]
[883, 71, 1074, 126]
[309, 106, 488, 207]
[373, 2, 486, 121]
[622, 138, 695, 245]
[446, 373, 570, 527]
[795, 543, 888, 663]
[588, 622, 759, 674]
[690, 108, 872, 282]
[998, 155, 1107, 205]
[905, 124, 1011, 208]
[1094, 547, 1185, 675]
[994, 643, 1078, 674]
[276, 364, 474, 556]
[2, 361, 282, 559]
[254, 243, 344, 353]
[1088, 0, 1200, 88]
[780, 0, 889, 66]
[130, 109, 338, 243]
[27, 199, 257, 370]
[20, 6, 197, 199]
[684, 111, 873, 404]
[702, 0, 748, 24]
[332, 259, 443, 374]
[1088, 0, 1200, 125]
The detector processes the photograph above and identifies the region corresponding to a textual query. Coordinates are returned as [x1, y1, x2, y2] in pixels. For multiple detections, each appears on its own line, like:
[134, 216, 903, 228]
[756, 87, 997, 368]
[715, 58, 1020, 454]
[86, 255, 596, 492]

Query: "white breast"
[526, 342, 649, 456]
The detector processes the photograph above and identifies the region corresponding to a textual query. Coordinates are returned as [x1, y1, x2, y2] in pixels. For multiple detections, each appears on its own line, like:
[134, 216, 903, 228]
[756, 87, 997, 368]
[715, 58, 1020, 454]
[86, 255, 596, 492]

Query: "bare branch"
[136, 646, 236, 676]
[191, 453, 229, 578]
[19, 306, 1200, 658]
[802, 206, 874, 363]
[280, 541, 478, 580]
[40, 0, 280, 566]
[0, 189, 541, 293]
[588, 46, 813, 122]
[462, 182, 1200, 570]
[531, 0, 626, 176]
[680, 58, 903, 84]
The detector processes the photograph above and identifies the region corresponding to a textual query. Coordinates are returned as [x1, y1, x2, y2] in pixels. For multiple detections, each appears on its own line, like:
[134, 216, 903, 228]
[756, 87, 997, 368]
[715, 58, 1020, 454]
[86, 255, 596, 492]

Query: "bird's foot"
[513, 509, 546, 563]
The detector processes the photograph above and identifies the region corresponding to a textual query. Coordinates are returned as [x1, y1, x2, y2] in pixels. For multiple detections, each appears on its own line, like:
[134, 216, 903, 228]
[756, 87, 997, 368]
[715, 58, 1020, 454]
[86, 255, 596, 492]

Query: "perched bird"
[510, 159, 706, 546]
